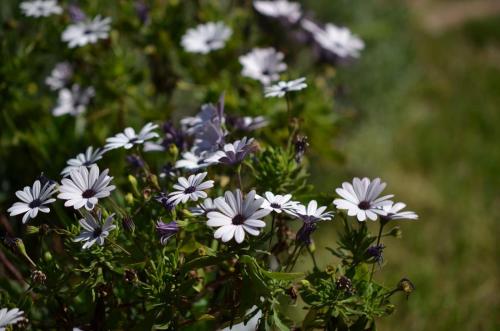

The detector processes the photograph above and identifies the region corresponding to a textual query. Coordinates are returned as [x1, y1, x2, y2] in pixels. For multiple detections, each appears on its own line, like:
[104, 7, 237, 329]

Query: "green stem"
[236, 164, 243, 190]
[108, 239, 131, 256]
[307, 245, 319, 271]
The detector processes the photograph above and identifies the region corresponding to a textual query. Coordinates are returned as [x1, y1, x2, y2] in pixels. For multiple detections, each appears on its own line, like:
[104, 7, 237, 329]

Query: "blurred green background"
[307, 0, 500, 330]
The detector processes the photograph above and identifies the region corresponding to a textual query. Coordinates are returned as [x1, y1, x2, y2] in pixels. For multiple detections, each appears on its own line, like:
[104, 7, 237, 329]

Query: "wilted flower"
[333, 177, 393, 222]
[105, 123, 159, 150]
[189, 198, 216, 216]
[45, 62, 73, 91]
[366, 244, 385, 266]
[257, 192, 298, 214]
[156, 220, 179, 245]
[206, 137, 257, 166]
[74, 212, 116, 249]
[20, 0, 62, 17]
[295, 220, 317, 245]
[8, 180, 57, 224]
[264, 77, 307, 98]
[181, 22, 232, 54]
[239, 48, 287, 85]
[167, 172, 214, 206]
[253, 0, 302, 24]
[302, 19, 364, 59]
[61, 146, 107, 176]
[62, 15, 112, 48]
[397, 278, 415, 297]
[52, 85, 95, 117]
[0, 308, 25, 330]
[207, 190, 270, 243]
[294, 135, 308, 163]
[58, 165, 115, 210]
[31, 269, 47, 284]
[380, 202, 418, 223]
[336, 276, 354, 295]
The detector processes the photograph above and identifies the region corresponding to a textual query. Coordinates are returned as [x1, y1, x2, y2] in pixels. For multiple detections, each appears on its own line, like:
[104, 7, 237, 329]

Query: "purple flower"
[205, 137, 257, 166]
[155, 193, 176, 212]
[295, 220, 317, 245]
[156, 220, 179, 245]
[126, 155, 145, 169]
[366, 244, 385, 265]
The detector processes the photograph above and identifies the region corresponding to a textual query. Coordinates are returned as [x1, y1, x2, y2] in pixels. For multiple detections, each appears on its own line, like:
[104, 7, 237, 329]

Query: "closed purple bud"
[155, 220, 179, 245]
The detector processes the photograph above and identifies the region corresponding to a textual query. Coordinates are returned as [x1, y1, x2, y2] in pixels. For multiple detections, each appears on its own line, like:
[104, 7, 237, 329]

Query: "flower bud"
[125, 193, 134, 204]
[128, 175, 140, 196]
[168, 144, 179, 159]
[26, 225, 40, 235]
[397, 278, 415, 298]
[388, 226, 403, 238]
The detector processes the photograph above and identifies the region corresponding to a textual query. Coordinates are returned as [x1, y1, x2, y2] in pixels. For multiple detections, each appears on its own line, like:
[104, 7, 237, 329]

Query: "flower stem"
[108, 239, 131, 256]
[268, 214, 276, 250]
[307, 245, 319, 271]
[236, 164, 243, 190]
[369, 222, 385, 281]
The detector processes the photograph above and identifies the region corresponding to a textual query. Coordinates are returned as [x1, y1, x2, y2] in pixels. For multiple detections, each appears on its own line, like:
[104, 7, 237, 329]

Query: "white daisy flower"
[239, 48, 287, 85]
[181, 21, 232, 54]
[74, 212, 116, 249]
[264, 77, 307, 98]
[205, 137, 256, 165]
[253, 0, 302, 24]
[0, 307, 25, 330]
[302, 19, 364, 58]
[333, 177, 393, 222]
[257, 192, 298, 214]
[293, 200, 333, 222]
[58, 165, 115, 210]
[207, 190, 271, 244]
[105, 123, 159, 150]
[62, 15, 112, 48]
[380, 202, 418, 222]
[167, 172, 214, 206]
[20, 0, 62, 17]
[175, 151, 214, 170]
[61, 146, 107, 176]
[45, 62, 73, 91]
[7, 180, 57, 224]
[52, 84, 95, 117]
[189, 198, 216, 216]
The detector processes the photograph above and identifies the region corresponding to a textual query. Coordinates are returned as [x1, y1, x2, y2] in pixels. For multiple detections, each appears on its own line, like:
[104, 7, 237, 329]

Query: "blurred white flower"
[207, 190, 270, 243]
[333, 177, 393, 221]
[264, 77, 307, 98]
[381, 202, 418, 222]
[52, 85, 95, 117]
[302, 19, 364, 58]
[45, 62, 73, 90]
[61, 146, 107, 176]
[20, 0, 62, 17]
[105, 123, 159, 150]
[62, 15, 112, 48]
[175, 151, 214, 170]
[0, 307, 25, 330]
[181, 22, 232, 54]
[239, 47, 287, 85]
[7, 180, 57, 224]
[74, 212, 116, 249]
[167, 172, 214, 206]
[58, 165, 115, 210]
[253, 0, 302, 23]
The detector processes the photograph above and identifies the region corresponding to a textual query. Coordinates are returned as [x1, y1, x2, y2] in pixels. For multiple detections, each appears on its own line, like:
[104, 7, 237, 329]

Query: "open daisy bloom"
[167, 172, 214, 206]
[253, 0, 302, 24]
[0, 307, 25, 330]
[58, 165, 115, 210]
[333, 177, 393, 222]
[207, 190, 271, 243]
[105, 122, 159, 150]
[380, 202, 418, 223]
[264, 77, 307, 98]
[7, 180, 57, 224]
[239, 47, 287, 85]
[293, 200, 333, 222]
[20, 0, 62, 17]
[62, 15, 112, 48]
[61, 146, 107, 176]
[52, 84, 95, 117]
[257, 191, 298, 214]
[74, 212, 116, 249]
[205, 137, 257, 166]
[181, 21, 232, 54]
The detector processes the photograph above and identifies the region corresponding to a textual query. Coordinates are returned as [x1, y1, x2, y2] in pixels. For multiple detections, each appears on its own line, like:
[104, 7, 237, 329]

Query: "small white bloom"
[381, 202, 418, 222]
[175, 151, 214, 170]
[0, 307, 25, 330]
[105, 123, 159, 150]
[293, 200, 333, 222]
[253, 0, 302, 23]
[45, 62, 73, 90]
[62, 15, 112, 48]
[264, 77, 307, 98]
[58, 165, 115, 210]
[181, 21, 232, 54]
[205, 137, 256, 165]
[74, 212, 116, 249]
[257, 192, 298, 214]
[189, 198, 216, 216]
[20, 0, 62, 17]
[7, 180, 57, 224]
[52, 85, 95, 117]
[333, 177, 393, 222]
[302, 19, 364, 58]
[207, 190, 271, 243]
[239, 48, 287, 85]
[61, 146, 107, 176]
[167, 172, 214, 206]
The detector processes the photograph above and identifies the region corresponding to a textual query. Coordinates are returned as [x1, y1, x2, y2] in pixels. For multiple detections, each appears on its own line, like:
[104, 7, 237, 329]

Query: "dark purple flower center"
[82, 160, 93, 166]
[128, 137, 139, 144]
[28, 199, 42, 209]
[232, 214, 246, 225]
[358, 200, 371, 210]
[270, 203, 281, 209]
[184, 186, 196, 194]
[82, 189, 96, 199]
[92, 227, 102, 238]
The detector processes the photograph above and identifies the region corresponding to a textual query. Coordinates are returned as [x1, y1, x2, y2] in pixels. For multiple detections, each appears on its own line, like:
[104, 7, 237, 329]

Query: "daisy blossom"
[253, 0, 302, 24]
[45, 62, 73, 91]
[7, 180, 57, 224]
[239, 48, 287, 85]
[58, 165, 115, 210]
[167, 172, 214, 206]
[0, 308, 25, 330]
[380, 202, 418, 222]
[257, 192, 298, 214]
[105, 122, 159, 150]
[205, 137, 257, 165]
[207, 190, 271, 243]
[333, 177, 393, 222]
[293, 200, 333, 222]
[264, 77, 307, 98]
[52, 85, 95, 117]
[74, 212, 116, 249]
[61, 146, 107, 176]
[20, 0, 62, 17]
[62, 15, 111, 48]
[181, 22, 232, 54]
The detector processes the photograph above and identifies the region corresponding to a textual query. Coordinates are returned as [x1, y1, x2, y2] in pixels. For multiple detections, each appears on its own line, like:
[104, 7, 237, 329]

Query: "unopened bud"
[143, 188, 152, 200]
[125, 193, 134, 204]
[26, 225, 40, 235]
[388, 226, 403, 238]
[168, 144, 179, 159]
[397, 278, 415, 298]
[128, 175, 140, 196]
